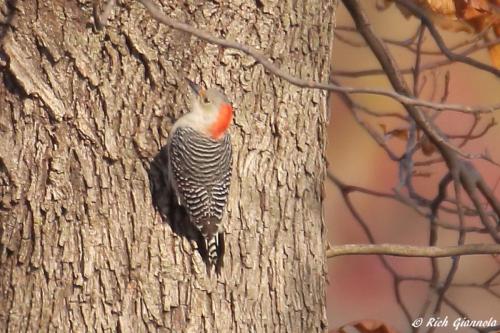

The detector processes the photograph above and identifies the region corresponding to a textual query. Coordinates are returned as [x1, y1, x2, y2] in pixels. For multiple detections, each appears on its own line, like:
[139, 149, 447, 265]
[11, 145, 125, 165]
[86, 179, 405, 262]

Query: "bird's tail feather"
[204, 233, 224, 276]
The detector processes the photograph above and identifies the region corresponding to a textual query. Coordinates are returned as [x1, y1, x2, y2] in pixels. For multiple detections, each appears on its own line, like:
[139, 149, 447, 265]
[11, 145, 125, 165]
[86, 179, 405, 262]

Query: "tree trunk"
[0, 0, 334, 332]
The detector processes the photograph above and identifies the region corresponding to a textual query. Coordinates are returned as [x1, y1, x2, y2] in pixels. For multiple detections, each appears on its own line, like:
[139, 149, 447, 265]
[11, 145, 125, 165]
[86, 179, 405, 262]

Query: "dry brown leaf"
[387, 0, 500, 32]
[456, 0, 499, 31]
[380, 124, 409, 140]
[420, 134, 437, 155]
[488, 43, 500, 68]
[391, 0, 473, 31]
[387, 0, 500, 65]
[413, 170, 433, 177]
[460, 0, 490, 20]
[430, 12, 475, 31]
[495, 21, 500, 36]
[492, 16, 500, 68]
[424, 0, 457, 15]
[423, 0, 474, 31]
[354, 320, 398, 333]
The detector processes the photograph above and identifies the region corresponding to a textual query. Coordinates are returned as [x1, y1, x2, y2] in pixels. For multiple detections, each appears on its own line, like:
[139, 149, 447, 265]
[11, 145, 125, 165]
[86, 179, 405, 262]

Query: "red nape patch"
[209, 104, 233, 139]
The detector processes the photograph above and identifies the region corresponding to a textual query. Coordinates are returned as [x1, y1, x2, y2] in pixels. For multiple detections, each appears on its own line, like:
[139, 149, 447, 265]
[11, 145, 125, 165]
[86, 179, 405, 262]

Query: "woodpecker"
[167, 79, 233, 275]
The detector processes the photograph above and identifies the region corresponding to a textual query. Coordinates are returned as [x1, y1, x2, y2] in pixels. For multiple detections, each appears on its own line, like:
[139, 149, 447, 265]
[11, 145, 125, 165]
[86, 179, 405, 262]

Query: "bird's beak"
[186, 79, 201, 96]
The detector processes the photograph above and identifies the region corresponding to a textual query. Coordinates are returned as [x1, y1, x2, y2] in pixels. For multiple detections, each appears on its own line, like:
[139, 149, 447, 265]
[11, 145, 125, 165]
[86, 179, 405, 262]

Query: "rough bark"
[0, 0, 334, 332]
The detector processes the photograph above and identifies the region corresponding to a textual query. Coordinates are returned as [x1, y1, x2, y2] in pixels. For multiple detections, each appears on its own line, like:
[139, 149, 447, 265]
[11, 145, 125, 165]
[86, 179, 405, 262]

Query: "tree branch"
[135, 0, 499, 114]
[342, 0, 500, 243]
[326, 243, 500, 258]
[393, 0, 500, 77]
[333, 37, 500, 78]
[328, 171, 491, 233]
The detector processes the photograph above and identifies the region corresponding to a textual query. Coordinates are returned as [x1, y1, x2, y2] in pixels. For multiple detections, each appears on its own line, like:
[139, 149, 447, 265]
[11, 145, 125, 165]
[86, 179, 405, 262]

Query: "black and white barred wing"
[168, 127, 232, 237]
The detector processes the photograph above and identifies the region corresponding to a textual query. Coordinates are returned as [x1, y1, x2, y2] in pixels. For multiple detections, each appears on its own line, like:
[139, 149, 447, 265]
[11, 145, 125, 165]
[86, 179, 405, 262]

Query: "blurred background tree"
[327, 1, 499, 332]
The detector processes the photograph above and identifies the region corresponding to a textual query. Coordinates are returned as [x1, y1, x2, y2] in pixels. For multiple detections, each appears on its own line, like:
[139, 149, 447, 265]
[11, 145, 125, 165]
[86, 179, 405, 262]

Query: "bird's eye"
[202, 96, 210, 104]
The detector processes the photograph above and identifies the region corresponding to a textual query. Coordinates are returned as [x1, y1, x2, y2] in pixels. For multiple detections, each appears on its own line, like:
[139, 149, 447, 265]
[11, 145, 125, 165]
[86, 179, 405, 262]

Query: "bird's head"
[187, 79, 233, 140]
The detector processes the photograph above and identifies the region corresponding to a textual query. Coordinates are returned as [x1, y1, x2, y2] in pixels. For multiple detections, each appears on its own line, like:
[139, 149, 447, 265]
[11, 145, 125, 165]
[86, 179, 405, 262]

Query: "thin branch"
[439, 71, 450, 104]
[428, 172, 453, 301]
[334, 177, 414, 322]
[430, 172, 453, 218]
[412, 23, 425, 96]
[401, 274, 500, 289]
[341, 0, 485, 163]
[326, 243, 500, 258]
[477, 177, 500, 219]
[136, 0, 499, 114]
[443, 297, 500, 333]
[335, 24, 421, 49]
[340, 2, 500, 327]
[329, 169, 415, 322]
[484, 269, 500, 286]
[333, 37, 500, 77]
[459, 162, 500, 243]
[452, 117, 497, 146]
[393, 0, 500, 77]
[329, 79, 400, 161]
[342, 0, 500, 242]
[420, 25, 495, 55]
[334, 31, 366, 47]
[335, 23, 496, 55]
[431, 172, 467, 328]
[356, 106, 406, 120]
[328, 171, 491, 233]
[415, 149, 500, 168]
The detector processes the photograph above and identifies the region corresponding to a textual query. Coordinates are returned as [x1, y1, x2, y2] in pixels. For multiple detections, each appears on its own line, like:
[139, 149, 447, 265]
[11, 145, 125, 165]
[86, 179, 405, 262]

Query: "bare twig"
[459, 162, 500, 242]
[333, 37, 500, 77]
[439, 71, 450, 104]
[334, 31, 366, 47]
[136, 0, 499, 114]
[430, 173, 467, 330]
[339, 1, 500, 329]
[326, 243, 500, 258]
[336, 23, 496, 55]
[452, 117, 497, 146]
[484, 270, 500, 286]
[328, 171, 491, 233]
[477, 177, 500, 219]
[412, 23, 425, 96]
[329, 169, 414, 321]
[329, 79, 400, 161]
[430, 172, 453, 218]
[342, 0, 500, 241]
[427, 172, 452, 322]
[393, 0, 500, 77]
